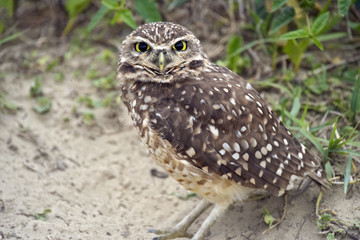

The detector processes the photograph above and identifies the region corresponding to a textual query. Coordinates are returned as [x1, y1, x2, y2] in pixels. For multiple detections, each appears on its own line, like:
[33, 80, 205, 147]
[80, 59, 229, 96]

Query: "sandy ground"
[1, 43, 359, 240]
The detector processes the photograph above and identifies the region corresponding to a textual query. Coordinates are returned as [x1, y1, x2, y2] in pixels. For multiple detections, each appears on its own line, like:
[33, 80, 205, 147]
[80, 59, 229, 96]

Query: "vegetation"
[0, 0, 359, 238]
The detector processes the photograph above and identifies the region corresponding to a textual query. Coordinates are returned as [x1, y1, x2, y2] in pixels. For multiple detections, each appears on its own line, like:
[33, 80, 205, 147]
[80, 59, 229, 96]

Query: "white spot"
[213, 104, 221, 110]
[144, 96, 152, 103]
[298, 152, 303, 159]
[278, 189, 285, 196]
[272, 126, 277, 132]
[132, 99, 137, 107]
[181, 90, 186, 95]
[255, 151, 262, 159]
[287, 153, 291, 159]
[274, 140, 279, 147]
[240, 126, 247, 132]
[317, 170, 322, 178]
[258, 124, 264, 132]
[223, 88, 229, 93]
[240, 139, 249, 150]
[230, 98, 236, 105]
[280, 163, 285, 169]
[284, 138, 288, 145]
[257, 107, 263, 115]
[284, 160, 289, 165]
[243, 153, 249, 161]
[140, 104, 148, 111]
[232, 110, 237, 117]
[233, 142, 240, 152]
[311, 161, 316, 166]
[246, 83, 253, 90]
[209, 90, 213, 95]
[222, 142, 232, 152]
[276, 168, 283, 176]
[261, 147, 268, 155]
[256, 101, 262, 107]
[266, 143, 272, 152]
[245, 95, 253, 102]
[301, 143, 306, 154]
[200, 99, 206, 104]
[235, 130, 242, 138]
[273, 154, 279, 159]
[250, 137, 257, 148]
[232, 153, 240, 160]
[260, 161, 266, 168]
[209, 125, 219, 137]
[213, 87, 220, 92]
[266, 157, 271, 163]
[219, 149, 226, 155]
[259, 170, 264, 177]
[263, 133, 268, 141]
[186, 147, 196, 157]
[250, 178, 256, 184]
[300, 161, 304, 168]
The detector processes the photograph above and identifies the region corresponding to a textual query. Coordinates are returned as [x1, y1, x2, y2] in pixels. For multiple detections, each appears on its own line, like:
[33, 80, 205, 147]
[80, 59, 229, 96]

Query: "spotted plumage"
[118, 22, 328, 240]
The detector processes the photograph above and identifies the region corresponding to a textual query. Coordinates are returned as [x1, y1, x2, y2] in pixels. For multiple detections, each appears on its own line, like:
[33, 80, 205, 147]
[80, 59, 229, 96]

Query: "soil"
[0, 41, 359, 240]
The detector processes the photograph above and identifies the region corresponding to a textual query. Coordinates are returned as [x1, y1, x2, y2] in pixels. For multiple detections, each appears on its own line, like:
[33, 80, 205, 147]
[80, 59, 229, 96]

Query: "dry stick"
[315, 190, 323, 217]
[262, 193, 288, 234]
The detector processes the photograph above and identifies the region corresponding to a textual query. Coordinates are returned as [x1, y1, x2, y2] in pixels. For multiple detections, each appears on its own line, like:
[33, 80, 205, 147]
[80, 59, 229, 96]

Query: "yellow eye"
[135, 42, 150, 52]
[173, 41, 187, 51]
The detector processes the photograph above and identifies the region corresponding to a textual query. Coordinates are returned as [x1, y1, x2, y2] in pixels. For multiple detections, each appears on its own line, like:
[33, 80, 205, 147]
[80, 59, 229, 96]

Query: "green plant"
[30, 77, 43, 98]
[62, 0, 92, 36]
[88, 0, 137, 31]
[34, 97, 51, 114]
[217, 35, 251, 73]
[81, 110, 95, 125]
[34, 209, 52, 221]
[0, 93, 17, 111]
[262, 207, 275, 228]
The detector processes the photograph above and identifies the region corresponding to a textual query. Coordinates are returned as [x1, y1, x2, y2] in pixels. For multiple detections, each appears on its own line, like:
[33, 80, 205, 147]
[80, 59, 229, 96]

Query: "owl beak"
[158, 52, 165, 72]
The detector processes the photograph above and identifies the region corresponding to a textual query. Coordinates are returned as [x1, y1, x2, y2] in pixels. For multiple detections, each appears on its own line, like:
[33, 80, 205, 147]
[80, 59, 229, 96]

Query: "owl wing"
[147, 67, 327, 196]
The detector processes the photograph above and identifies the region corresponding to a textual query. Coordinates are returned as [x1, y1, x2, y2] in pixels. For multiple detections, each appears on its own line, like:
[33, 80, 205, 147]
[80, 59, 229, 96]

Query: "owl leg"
[151, 199, 211, 240]
[191, 202, 230, 240]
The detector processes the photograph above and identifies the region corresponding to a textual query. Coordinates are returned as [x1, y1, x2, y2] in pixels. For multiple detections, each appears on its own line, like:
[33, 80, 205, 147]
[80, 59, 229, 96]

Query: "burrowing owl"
[118, 22, 328, 240]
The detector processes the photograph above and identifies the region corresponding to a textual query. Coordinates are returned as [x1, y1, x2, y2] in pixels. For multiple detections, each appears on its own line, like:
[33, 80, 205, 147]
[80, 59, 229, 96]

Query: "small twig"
[319, 209, 337, 216]
[315, 190, 323, 218]
[262, 193, 288, 234]
[346, 14, 353, 41]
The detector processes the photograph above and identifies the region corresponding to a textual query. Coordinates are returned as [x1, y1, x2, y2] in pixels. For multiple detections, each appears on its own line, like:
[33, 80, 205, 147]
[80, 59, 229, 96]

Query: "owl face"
[119, 22, 208, 83]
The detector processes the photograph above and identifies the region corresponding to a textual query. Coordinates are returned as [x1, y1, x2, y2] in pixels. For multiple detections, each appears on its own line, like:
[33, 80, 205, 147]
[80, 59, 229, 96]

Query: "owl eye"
[135, 42, 150, 52]
[173, 41, 187, 51]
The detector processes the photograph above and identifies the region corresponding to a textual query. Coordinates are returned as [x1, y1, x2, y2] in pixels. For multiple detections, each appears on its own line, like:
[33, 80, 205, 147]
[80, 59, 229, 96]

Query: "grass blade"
[311, 12, 329, 35]
[344, 155, 352, 193]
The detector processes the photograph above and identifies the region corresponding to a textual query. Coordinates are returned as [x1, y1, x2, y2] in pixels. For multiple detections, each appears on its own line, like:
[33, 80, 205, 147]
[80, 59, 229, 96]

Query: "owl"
[118, 22, 328, 240]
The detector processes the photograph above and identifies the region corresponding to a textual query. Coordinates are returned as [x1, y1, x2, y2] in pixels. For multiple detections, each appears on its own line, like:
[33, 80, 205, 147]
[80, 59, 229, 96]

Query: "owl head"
[118, 22, 208, 83]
